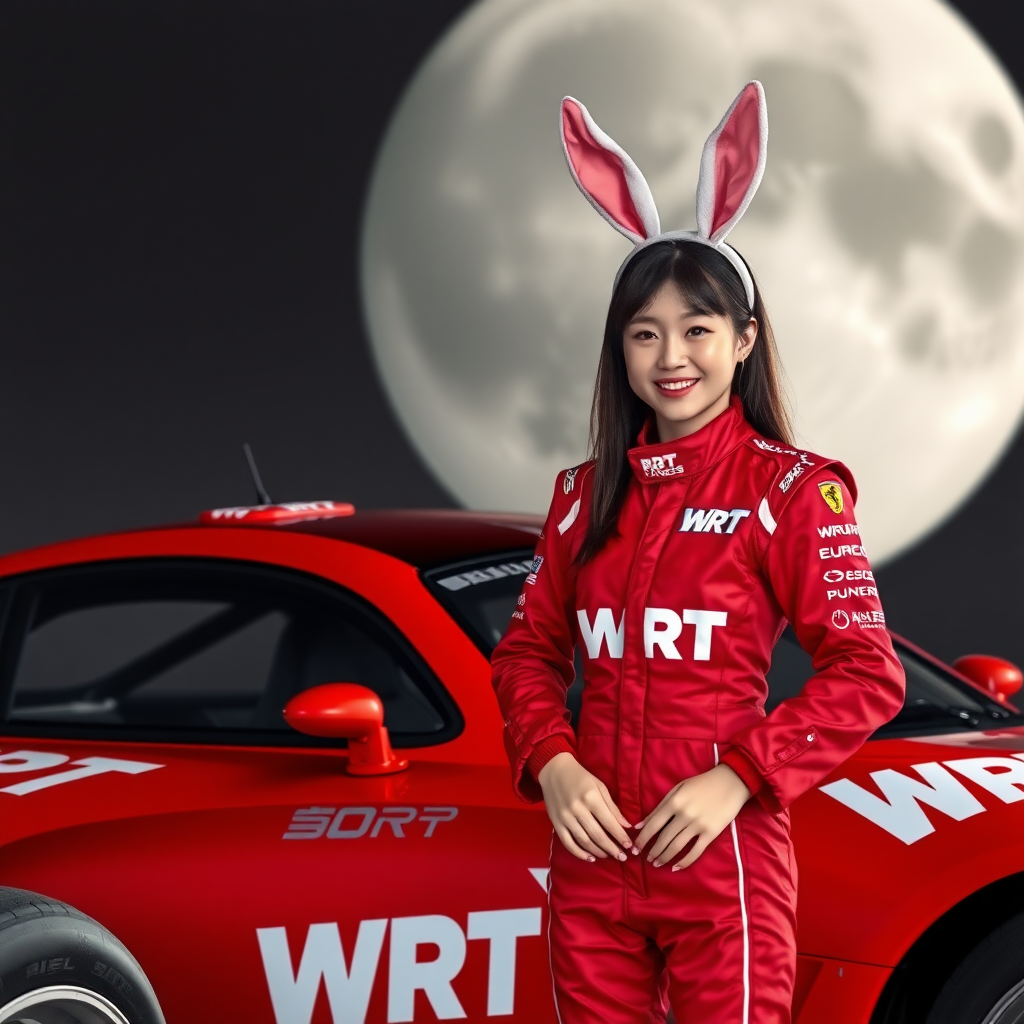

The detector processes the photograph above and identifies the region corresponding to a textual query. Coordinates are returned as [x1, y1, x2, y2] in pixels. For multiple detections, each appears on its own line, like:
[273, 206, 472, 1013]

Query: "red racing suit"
[490, 395, 906, 1024]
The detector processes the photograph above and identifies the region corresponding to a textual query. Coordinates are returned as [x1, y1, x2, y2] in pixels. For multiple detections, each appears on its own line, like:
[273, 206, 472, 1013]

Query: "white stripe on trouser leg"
[714, 742, 750, 1024]
[547, 832, 565, 1024]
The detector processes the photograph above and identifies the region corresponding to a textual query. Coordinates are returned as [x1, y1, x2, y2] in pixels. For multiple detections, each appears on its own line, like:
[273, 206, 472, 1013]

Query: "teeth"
[657, 380, 696, 390]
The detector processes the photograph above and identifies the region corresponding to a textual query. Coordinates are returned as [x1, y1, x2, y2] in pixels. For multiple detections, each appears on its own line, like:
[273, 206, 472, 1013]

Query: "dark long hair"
[577, 239, 793, 565]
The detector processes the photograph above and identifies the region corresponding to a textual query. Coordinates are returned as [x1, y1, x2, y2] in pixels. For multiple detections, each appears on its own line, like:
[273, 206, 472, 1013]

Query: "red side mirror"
[953, 655, 1024, 705]
[283, 683, 409, 776]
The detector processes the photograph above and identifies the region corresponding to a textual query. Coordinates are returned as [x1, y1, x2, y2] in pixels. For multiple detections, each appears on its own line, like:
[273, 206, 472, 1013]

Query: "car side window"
[1, 560, 460, 747]
[766, 627, 1018, 736]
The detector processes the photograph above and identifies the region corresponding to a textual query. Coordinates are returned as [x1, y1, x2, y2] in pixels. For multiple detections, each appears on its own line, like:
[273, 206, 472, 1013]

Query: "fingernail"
[672, 864, 684, 872]
[652, 859, 662, 867]
[617, 852, 626, 861]
[587, 855, 595, 862]
[621, 839, 632, 848]
[631, 846, 639, 856]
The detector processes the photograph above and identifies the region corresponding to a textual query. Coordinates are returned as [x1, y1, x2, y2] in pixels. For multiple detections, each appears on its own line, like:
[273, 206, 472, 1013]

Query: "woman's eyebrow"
[629, 307, 707, 325]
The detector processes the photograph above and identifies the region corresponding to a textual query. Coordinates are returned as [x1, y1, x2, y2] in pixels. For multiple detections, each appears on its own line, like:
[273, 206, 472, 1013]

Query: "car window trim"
[0, 557, 464, 750]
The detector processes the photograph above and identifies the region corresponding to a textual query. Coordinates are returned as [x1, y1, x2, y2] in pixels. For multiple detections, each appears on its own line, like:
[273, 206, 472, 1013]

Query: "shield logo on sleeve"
[818, 481, 844, 515]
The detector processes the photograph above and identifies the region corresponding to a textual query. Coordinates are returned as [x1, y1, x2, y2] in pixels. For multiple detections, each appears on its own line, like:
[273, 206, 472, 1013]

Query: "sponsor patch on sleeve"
[818, 480, 844, 514]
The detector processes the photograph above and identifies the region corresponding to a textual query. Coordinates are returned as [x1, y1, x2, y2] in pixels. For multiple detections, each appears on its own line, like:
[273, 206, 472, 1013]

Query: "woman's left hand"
[634, 763, 752, 870]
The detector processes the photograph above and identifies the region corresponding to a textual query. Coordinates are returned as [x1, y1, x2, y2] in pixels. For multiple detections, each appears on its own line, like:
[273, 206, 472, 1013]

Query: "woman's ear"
[738, 318, 758, 361]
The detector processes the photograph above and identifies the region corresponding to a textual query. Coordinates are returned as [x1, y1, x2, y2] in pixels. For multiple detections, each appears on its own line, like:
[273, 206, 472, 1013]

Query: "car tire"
[0, 887, 165, 1024]
[925, 910, 1024, 1024]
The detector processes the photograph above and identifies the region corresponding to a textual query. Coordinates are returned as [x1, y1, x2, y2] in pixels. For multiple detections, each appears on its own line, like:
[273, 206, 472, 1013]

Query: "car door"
[0, 557, 556, 1024]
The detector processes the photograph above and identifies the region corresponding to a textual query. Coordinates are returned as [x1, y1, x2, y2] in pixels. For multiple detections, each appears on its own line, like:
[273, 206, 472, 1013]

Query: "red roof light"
[199, 501, 356, 526]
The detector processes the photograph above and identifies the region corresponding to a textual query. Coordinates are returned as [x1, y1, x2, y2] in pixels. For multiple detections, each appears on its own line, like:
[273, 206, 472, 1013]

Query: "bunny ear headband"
[560, 81, 767, 308]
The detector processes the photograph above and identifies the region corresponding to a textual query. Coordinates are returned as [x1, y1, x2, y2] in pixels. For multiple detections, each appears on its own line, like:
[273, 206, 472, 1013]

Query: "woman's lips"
[654, 378, 699, 397]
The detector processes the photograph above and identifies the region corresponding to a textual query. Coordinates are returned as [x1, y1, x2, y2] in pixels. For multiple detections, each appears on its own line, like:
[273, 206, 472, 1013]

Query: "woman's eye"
[688, 326, 708, 337]
[632, 330, 656, 340]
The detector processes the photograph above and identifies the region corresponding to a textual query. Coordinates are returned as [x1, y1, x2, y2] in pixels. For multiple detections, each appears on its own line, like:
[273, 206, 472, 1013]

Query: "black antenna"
[242, 442, 273, 505]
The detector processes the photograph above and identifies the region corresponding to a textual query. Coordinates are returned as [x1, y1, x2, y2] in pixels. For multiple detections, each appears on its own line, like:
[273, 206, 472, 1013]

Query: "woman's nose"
[659, 334, 689, 367]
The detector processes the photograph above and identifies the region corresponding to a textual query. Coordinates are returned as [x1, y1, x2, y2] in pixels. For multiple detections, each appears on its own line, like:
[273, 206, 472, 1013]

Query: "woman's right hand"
[537, 752, 634, 862]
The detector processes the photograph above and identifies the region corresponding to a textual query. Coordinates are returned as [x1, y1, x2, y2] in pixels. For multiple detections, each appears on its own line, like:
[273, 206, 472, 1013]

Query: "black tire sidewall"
[0, 904, 164, 1024]
[926, 911, 1024, 1024]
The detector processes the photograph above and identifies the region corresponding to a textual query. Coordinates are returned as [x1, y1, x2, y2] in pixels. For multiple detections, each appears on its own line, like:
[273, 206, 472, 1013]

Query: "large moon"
[360, 0, 1024, 564]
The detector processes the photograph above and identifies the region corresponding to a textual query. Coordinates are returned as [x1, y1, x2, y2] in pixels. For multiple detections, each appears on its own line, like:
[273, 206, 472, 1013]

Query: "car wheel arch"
[869, 869, 1024, 1024]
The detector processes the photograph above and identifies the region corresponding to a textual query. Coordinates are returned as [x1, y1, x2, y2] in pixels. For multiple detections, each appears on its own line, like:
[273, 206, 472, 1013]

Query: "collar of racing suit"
[627, 392, 752, 484]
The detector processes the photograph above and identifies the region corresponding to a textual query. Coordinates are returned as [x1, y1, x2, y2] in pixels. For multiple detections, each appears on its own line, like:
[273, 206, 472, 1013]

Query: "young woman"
[490, 84, 906, 1024]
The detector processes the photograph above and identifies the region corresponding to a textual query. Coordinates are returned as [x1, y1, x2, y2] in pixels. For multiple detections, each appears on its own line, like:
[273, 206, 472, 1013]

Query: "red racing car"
[0, 500, 1023, 1024]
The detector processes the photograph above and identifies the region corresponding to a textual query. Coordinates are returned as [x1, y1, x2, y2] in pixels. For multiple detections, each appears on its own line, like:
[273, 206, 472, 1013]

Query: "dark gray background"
[0, 0, 1020, 668]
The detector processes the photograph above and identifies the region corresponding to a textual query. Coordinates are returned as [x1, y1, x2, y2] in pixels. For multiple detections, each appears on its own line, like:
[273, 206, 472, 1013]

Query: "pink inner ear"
[711, 85, 762, 237]
[562, 102, 647, 239]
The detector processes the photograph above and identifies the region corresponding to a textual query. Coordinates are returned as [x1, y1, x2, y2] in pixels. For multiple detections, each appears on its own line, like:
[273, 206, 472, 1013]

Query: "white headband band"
[560, 81, 768, 309]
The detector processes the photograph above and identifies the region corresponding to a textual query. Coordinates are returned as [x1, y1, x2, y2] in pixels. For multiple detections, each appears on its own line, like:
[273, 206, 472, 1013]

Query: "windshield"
[423, 552, 1024, 738]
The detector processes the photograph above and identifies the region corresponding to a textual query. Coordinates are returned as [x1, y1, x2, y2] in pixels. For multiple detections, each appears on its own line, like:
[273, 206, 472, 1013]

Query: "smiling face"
[623, 279, 757, 442]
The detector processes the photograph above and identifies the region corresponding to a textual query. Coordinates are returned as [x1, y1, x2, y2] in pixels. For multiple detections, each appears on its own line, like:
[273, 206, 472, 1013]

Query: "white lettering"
[679, 508, 714, 532]
[679, 508, 750, 534]
[420, 807, 459, 837]
[817, 523, 860, 539]
[779, 452, 815, 492]
[260, 907, 543, 1024]
[825, 586, 878, 600]
[683, 609, 728, 661]
[851, 609, 886, 628]
[370, 807, 418, 838]
[726, 508, 752, 532]
[209, 506, 251, 520]
[257, 919, 386, 1024]
[945, 757, 1024, 804]
[467, 908, 542, 1016]
[823, 569, 874, 583]
[639, 455, 684, 478]
[284, 807, 336, 840]
[328, 808, 376, 839]
[577, 608, 625, 659]
[0, 756, 163, 796]
[819, 762, 985, 844]
[577, 608, 727, 660]
[0, 750, 70, 773]
[704, 509, 730, 533]
[753, 438, 800, 455]
[818, 544, 868, 560]
[437, 562, 532, 592]
[388, 915, 466, 1022]
[644, 608, 682, 659]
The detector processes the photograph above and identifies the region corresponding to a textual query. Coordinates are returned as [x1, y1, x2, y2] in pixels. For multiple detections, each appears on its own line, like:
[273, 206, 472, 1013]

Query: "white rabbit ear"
[695, 81, 767, 243]
[560, 97, 660, 246]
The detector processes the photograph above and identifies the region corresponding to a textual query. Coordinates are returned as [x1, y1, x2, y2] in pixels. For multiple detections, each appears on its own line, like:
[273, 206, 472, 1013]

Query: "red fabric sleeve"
[490, 472, 580, 803]
[527, 735, 577, 785]
[728, 467, 906, 813]
[718, 746, 765, 798]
